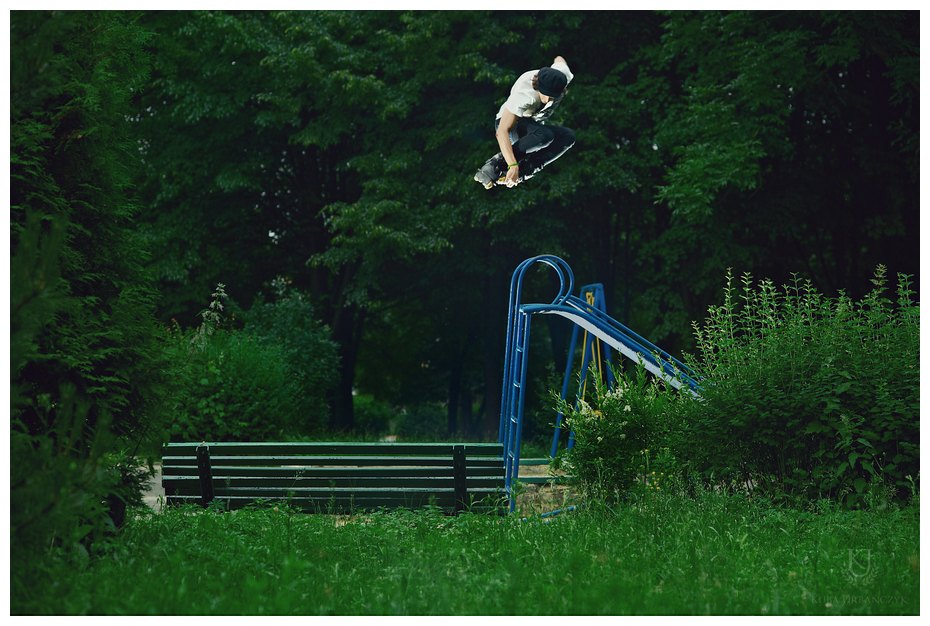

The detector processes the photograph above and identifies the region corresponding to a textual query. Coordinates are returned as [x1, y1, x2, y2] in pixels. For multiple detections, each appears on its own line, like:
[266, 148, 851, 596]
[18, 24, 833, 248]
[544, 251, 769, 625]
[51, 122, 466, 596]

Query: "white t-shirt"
[496, 59, 574, 122]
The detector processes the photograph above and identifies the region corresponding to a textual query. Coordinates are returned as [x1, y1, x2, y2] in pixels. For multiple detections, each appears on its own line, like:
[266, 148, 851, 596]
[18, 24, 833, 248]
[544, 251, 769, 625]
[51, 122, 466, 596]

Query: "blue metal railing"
[561, 294, 699, 381]
[498, 255, 574, 511]
[498, 255, 574, 441]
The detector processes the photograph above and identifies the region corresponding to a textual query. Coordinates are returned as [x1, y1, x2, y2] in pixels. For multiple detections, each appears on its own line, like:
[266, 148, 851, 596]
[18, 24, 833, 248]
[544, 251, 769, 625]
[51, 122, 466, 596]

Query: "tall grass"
[679, 267, 919, 506]
[563, 267, 919, 508]
[15, 494, 918, 615]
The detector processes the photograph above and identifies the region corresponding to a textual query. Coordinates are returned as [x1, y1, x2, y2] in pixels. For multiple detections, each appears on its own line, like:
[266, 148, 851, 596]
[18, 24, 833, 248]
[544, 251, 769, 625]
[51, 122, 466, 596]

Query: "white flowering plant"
[555, 361, 683, 502]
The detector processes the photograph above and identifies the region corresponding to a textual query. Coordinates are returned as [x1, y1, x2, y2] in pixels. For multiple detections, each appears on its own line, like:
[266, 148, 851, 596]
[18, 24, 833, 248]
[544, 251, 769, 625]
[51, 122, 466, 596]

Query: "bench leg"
[196, 444, 215, 507]
[452, 445, 467, 514]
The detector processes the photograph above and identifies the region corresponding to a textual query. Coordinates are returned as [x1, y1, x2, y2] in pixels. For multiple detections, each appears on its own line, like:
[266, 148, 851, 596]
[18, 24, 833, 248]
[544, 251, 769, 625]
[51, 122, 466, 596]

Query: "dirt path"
[143, 464, 165, 511]
[513, 463, 580, 515]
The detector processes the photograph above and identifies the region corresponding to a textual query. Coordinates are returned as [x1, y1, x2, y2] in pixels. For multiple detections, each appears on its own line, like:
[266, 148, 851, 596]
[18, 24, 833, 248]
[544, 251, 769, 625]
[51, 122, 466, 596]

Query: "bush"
[559, 363, 682, 502]
[676, 267, 919, 507]
[559, 268, 918, 509]
[11, 13, 165, 606]
[163, 285, 293, 440]
[163, 282, 340, 441]
[243, 280, 339, 433]
[11, 12, 167, 449]
[10, 385, 151, 608]
[166, 328, 301, 441]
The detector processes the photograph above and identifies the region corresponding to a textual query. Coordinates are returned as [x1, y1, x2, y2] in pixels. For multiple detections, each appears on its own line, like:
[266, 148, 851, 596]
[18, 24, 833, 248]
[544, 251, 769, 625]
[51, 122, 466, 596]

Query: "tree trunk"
[480, 266, 507, 440]
[447, 358, 462, 436]
[329, 304, 365, 432]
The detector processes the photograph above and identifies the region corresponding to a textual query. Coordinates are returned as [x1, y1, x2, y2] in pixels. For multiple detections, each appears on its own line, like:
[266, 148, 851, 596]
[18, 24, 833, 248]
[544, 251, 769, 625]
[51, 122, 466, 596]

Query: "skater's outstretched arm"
[496, 108, 520, 186]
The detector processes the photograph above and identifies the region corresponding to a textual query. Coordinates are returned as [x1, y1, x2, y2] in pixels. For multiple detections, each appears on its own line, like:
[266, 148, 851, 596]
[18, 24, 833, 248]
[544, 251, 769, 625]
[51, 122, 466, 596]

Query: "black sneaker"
[474, 154, 506, 189]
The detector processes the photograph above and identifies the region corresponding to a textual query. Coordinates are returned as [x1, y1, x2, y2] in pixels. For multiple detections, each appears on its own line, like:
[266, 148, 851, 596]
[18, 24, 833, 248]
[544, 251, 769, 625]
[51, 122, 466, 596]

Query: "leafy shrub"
[166, 329, 302, 441]
[164, 284, 303, 441]
[163, 282, 341, 441]
[559, 363, 682, 502]
[676, 267, 919, 507]
[11, 13, 165, 606]
[10, 384, 153, 608]
[11, 12, 167, 450]
[243, 279, 339, 433]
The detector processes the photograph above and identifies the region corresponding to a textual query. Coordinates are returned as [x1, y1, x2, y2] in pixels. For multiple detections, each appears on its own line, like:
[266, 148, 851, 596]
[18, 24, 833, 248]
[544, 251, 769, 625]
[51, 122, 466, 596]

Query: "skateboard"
[474, 157, 523, 189]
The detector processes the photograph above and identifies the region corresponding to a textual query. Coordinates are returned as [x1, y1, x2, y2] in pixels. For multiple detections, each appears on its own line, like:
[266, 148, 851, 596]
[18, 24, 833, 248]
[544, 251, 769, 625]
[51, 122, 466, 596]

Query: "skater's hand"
[505, 164, 520, 187]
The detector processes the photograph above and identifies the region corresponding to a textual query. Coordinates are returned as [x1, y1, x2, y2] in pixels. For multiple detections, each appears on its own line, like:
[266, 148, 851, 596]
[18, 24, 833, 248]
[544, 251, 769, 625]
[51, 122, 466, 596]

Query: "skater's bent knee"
[531, 126, 556, 144]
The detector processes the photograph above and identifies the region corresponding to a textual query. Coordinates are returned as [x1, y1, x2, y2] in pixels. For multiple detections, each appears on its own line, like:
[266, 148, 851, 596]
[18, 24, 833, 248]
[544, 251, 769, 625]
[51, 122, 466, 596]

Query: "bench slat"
[161, 465, 504, 478]
[162, 455, 505, 467]
[168, 486, 504, 498]
[163, 442, 503, 456]
[164, 475, 504, 490]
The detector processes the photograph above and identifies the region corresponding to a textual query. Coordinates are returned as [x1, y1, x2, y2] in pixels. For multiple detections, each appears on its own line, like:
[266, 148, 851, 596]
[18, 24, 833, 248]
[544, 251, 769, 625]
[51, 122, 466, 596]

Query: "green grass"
[15, 493, 918, 615]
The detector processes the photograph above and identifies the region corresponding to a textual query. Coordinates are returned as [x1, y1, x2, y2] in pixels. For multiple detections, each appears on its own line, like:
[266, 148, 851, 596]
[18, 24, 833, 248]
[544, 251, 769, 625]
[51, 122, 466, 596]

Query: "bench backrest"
[162, 442, 506, 514]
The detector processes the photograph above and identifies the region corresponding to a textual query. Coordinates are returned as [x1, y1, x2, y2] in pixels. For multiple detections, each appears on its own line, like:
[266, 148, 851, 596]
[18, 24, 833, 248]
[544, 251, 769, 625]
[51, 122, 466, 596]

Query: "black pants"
[495, 117, 576, 178]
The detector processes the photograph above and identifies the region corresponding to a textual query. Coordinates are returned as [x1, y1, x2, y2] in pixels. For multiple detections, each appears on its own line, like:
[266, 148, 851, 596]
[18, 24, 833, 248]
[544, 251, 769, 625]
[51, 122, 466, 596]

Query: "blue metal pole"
[509, 311, 532, 512]
[565, 325, 597, 452]
[499, 260, 527, 442]
[550, 322, 581, 458]
[590, 285, 615, 387]
[503, 311, 525, 494]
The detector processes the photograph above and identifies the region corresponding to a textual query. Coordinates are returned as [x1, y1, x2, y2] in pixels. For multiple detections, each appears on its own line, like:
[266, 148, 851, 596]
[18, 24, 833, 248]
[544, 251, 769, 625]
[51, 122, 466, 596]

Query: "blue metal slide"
[498, 255, 701, 511]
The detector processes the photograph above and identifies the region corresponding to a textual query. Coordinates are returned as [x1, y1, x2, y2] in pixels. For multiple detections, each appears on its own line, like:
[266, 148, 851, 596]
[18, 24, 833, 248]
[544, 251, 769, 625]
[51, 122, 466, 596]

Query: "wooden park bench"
[162, 441, 507, 514]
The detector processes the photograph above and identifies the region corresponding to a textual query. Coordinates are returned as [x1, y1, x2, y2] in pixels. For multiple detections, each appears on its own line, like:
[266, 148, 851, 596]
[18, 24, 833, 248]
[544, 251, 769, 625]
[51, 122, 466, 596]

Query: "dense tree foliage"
[10, 10, 166, 597]
[11, 11, 164, 441]
[11, 9, 919, 441]
[129, 10, 918, 434]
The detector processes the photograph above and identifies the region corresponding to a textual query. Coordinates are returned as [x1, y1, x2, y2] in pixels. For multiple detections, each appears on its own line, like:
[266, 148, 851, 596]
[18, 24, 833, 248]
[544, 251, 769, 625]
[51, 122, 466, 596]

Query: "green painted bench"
[162, 441, 507, 514]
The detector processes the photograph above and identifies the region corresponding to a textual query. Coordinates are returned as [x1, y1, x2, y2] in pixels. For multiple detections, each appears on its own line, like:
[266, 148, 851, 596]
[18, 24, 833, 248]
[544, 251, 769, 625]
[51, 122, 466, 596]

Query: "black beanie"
[537, 67, 568, 97]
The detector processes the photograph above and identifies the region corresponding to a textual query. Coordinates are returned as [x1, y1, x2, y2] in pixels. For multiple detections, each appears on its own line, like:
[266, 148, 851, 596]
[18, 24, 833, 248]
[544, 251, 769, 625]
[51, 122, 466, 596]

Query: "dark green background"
[11, 10, 919, 437]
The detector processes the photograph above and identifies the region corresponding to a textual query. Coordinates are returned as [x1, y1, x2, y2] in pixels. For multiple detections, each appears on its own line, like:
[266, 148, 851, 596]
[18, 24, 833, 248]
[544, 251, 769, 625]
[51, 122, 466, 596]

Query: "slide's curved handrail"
[560, 295, 700, 381]
[499, 255, 575, 441]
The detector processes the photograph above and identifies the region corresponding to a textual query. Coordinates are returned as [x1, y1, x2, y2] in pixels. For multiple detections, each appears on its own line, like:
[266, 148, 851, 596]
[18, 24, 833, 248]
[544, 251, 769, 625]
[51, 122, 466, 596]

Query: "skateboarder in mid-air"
[474, 56, 575, 189]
